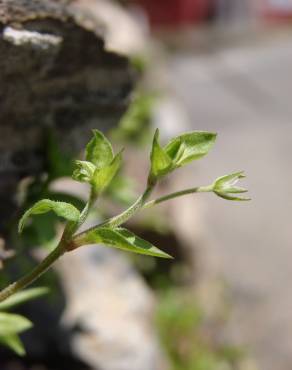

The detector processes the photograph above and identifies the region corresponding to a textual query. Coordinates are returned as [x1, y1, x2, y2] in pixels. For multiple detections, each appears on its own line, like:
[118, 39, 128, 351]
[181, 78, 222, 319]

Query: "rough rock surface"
[0, 0, 135, 233]
[57, 246, 167, 370]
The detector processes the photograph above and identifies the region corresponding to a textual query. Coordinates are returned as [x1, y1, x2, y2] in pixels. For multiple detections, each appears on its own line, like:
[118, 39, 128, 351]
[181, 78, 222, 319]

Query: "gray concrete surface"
[167, 34, 292, 370]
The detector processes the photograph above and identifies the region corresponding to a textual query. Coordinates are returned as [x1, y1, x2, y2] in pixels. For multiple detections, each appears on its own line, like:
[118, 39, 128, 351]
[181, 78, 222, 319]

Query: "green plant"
[0, 287, 48, 355]
[156, 291, 245, 370]
[0, 128, 249, 355]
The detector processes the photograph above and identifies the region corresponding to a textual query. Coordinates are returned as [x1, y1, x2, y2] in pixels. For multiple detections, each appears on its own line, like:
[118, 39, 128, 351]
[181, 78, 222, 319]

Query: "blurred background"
[1, 0, 292, 369]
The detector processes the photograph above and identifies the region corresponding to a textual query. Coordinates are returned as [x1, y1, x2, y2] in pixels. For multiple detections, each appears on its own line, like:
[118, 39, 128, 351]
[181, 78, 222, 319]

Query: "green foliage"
[0, 288, 48, 356]
[91, 151, 123, 194]
[73, 129, 123, 195]
[86, 129, 114, 168]
[0, 126, 249, 357]
[76, 227, 172, 259]
[149, 129, 173, 180]
[149, 129, 216, 184]
[0, 312, 32, 334]
[156, 292, 244, 370]
[165, 131, 217, 167]
[0, 333, 27, 356]
[18, 200, 80, 233]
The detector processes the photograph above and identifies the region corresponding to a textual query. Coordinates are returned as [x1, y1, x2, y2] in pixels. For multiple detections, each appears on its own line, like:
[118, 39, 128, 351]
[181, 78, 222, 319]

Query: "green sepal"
[75, 227, 173, 259]
[18, 199, 80, 233]
[92, 150, 123, 194]
[86, 129, 114, 168]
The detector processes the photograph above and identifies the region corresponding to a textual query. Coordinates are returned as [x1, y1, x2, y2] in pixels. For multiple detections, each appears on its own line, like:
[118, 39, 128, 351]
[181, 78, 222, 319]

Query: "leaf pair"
[149, 129, 217, 183]
[74, 227, 172, 259]
[73, 130, 122, 195]
[0, 287, 48, 356]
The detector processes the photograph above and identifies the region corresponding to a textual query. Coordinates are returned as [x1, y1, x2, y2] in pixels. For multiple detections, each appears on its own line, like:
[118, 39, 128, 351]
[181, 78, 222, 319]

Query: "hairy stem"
[0, 244, 65, 303]
[142, 185, 212, 209]
[73, 184, 155, 241]
[103, 185, 154, 228]
[79, 188, 98, 226]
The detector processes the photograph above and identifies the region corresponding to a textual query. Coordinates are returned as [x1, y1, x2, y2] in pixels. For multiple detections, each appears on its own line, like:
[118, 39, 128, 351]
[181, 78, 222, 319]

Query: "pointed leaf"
[149, 129, 172, 180]
[0, 312, 32, 335]
[18, 199, 80, 233]
[86, 129, 113, 168]
[165, 131, 217, 167]
[0, 287, 49, 311]
[92, 151, 123, 194]
[76, 227, 172, 258]
[0, 333, 26, 356]
[117, 228, 173, 259]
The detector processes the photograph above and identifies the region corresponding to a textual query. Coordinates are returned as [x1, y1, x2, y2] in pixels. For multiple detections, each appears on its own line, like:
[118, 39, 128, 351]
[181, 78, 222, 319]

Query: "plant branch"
[73, 184, 155, 241]
[76, 187, 98, 228]
[0, 183, 211, 303]
[0, 187, 98, 303]
[103, 185, 154, 228]
[0, 244, 65, 303]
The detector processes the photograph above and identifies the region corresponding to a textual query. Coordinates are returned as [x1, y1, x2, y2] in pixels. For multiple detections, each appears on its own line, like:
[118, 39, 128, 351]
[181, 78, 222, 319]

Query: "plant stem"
[142, 185, 212, 209]
[0, 184, 210, 302]
[103, 185, 154, 228]
[0, 244, 65, 303]
[73, 185, 211, 242]
[0, 187, 98, 303]
[63, 187, 98, 240]
[73, 184, 155, 241]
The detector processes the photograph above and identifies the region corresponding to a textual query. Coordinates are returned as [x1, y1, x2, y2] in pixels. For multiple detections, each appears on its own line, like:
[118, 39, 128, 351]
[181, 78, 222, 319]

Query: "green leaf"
[72, 160, 96, 183]
[76, 227, 173, 258]
[148, 130, 217, 183]
[18, 199, 80, 233]
[92, 151, 123, 194]
[165, 131, 217, 168]
[149, 129, 172, 181]
[0, 287, 49, 311]
[0, 312, 32, 335]
[0, 333, 26, 356]
[212, 171, 250, 201]
[117, 228, 173, 258]
[86, 129, 114, 168]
